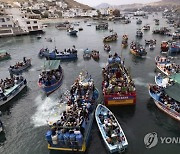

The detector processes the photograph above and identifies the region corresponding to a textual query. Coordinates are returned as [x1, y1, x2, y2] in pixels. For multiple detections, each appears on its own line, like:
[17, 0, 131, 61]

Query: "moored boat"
[38, 60, 63, 95]
[96, 22, 108, 30]
[38, 47, 77, 61]
[148, 84, 180, 121]
[67, 28, 78, 36]
[95, 104, 128, 153]
[102, 53, 136, 106]
[55, 22, 70, 30]
[103, 33, 118, 42]
[0, 50, 11, 61]
[9, 57, 31, 75]
[45, 71, 99, 152]
[0, 75, 27, 106]
[130, 42, 147, 58]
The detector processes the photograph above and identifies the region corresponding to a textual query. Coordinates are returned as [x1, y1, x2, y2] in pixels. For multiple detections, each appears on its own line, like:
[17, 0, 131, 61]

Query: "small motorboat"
[136, 29, 143, 37]
[83, 48, 92, 59]
[130, 42, 147, 58]
[37, 35, 42, 39]
[103, 33, 118, 42]
[142, 24, 150, 31]
[9, 57, 31, 75]
[136, 19, 142, 24]
[149, 44, 155, 50]
[67, 28, 78, 36]
[0, 50, 11, 61]
[78, 27, 83, 31]
[46, 38, 53, 42]
[104, 44, 111, 52]
[145, 39, 156, 45]
[95, 104, 128, 153]
[0, 76, 27, 106]
[91, 50, 99, 61]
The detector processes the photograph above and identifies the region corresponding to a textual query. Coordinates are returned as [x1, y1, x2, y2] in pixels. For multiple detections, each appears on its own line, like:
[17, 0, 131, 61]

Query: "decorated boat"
[102, 53, 136, 106]
[45, 71, 99, 152]
[130, 42, 147, 57]
[103, 33, 118, 42]
[9, 58, 31, 75]
[91, 50, 99, 60]
[0, 76, 27, 106]
[38, 47, 77, 60]
[83, 48, 92, 59]
[148, 84, 180, 121]
[136, 29, 143, 37]
[104, 44, 111, 52]
[0, 50, 11, 61]
[95, 104, 128, 153]
[38, 60, 63, 95]
[161, 41, 169, 53]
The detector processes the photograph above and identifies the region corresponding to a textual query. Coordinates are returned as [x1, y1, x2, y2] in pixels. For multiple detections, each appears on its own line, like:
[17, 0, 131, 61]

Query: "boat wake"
[31, 92, 69, 127]
[133, 77, 147, 87]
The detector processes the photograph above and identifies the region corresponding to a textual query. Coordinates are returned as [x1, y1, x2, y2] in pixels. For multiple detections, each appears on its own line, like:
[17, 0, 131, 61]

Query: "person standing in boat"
[23, 57, 26, 63]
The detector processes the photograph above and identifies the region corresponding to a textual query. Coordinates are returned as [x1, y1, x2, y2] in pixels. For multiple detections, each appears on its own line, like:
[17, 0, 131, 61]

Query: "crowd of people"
[150, 85, 180, 113]
[39, 66, 62, 86]
[48, 73, 96, 146]
[102, 53, 135, 95]
[53, 46, 77, 55]
[98, 110, 125, 145]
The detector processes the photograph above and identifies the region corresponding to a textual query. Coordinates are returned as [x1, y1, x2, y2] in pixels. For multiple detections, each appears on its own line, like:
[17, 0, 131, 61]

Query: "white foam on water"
[31, 95, 66, 127]
[133, 77, 147, 87]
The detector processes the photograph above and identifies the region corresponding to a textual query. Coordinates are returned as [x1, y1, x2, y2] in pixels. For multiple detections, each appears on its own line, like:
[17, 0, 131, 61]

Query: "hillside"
[0, 0, 92, 9]
[95, 3, 111, 9]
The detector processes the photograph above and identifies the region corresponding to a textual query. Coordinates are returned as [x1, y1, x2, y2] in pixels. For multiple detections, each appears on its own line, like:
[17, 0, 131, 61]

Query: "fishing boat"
[102, 53, 136, 106]
[161, 41, 169, 53]
[91, 50, 99, 61]
[0, 50, 11, 61]
[136, 29, 143, 37]
[104, 44, 111, 52]
[96, 22, 108, 30]
[38, 60, 63, 95]
[83, 48, 92, 59]
[38, 47, 77, 61]
[0, 76, 27, 106]
[121, 35, 128, 48]
[103, 33, 118, 42]
[142, 24, 150, 31]
[95, 104, 128, 153]
[148, 84, 180, 121]
[67, 28, 78, 36]
[168, 42, 180, 54]
[136, 19, 142, 24]
[56, 23, 70, 30]
[45, 71, 99, 152]
[9, 58, 31, 75]
[130, 42, 147, 58]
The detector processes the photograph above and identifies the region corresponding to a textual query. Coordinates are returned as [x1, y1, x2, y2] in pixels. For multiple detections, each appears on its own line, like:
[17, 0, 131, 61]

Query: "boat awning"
[164, 83, 180, 102]
[43, 60, 60, 71]
[170, 73, 180, 84]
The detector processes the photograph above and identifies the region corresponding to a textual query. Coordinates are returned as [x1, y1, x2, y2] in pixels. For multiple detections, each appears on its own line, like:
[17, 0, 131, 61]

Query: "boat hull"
[104, 93, 136, 106]
[0, 79, 27, 106]
[0, 54, 11, 61]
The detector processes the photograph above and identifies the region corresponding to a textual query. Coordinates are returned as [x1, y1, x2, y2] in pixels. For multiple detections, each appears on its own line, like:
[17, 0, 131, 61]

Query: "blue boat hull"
[41, 52, 77, 60]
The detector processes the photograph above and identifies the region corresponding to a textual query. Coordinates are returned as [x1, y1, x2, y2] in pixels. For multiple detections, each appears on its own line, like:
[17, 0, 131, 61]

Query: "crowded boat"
[95, 104, 128, 153]
[83, 48, 92, 59]
[96, 22, 108, 30]
[168, 42, 180, 54]
[56, 22, 70, 30]
[148, 84, 180, 121]
[0, 75, 27, 106]
[45, 71, 99, 152]
[136, 19, 142, 24]
[39, 46, 77, 60]
[38, 60, 63, 95]
[9, 57, 31, 75]
[161, 41, 169, 53]
[121, 35, 128, 48]
[91, 50, 99, 61]
[102, 53, 136, 106]
[145, 39, 156, 45]
[130, 42, 147, 57]
[67, 28, 78, 36]
[103, 33, 118, 42]
[136, 29, 143, 37]
[142, 24, 150, 31]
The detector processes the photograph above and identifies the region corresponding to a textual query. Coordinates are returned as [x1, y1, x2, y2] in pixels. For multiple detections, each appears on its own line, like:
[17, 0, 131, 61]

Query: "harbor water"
[0, 13, 180, 154]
